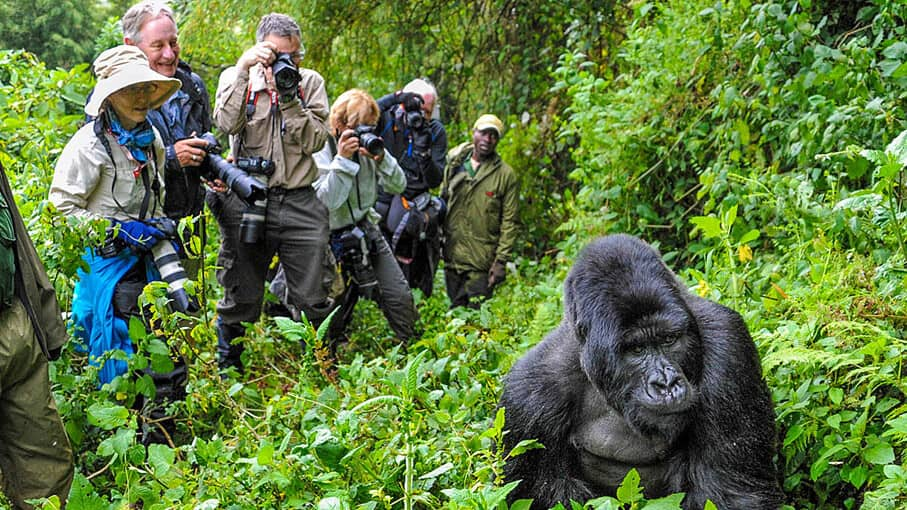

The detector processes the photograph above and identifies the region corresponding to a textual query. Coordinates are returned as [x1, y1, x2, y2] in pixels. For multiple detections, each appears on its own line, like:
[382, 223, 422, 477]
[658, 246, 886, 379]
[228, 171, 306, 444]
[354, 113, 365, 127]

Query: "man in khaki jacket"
[210, 13, 332, 373]
[441, 114, 519, 308]
[0, 161, 73, 509]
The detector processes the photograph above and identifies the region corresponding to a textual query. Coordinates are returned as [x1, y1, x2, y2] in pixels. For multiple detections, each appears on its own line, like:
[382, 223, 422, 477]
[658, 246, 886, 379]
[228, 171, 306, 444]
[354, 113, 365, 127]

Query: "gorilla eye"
[628, 344, 646, 355]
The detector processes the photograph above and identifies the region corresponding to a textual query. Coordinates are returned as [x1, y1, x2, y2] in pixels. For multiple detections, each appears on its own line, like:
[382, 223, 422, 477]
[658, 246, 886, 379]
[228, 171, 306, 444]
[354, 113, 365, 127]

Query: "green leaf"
[509, 439, 545, 458]
[690, 216, 723, 239]
[615, 469, 643, 503]
[257, 440, 275, 466]
[862, 442, 895, 465]
[147, 443, 175, 476]
[642, 493, 685, 509]
[737, 228, 760, 245]
[86, 402, 129, 430]
[314, 440, 348, 470]
[419, 462, 454, 479]
[64, 473, 106, 510]
[828, 387, 844, 405]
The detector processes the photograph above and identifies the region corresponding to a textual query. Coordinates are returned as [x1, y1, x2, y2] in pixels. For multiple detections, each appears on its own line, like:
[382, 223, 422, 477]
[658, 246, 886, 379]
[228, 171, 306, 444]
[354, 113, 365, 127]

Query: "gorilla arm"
[681, 298, 782, 510]
[499, 324, 595, 508]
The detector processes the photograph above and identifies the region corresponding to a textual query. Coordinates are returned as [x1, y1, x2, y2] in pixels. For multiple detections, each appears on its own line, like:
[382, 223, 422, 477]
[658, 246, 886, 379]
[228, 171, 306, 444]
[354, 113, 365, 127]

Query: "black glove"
[396, 91, 424, 112]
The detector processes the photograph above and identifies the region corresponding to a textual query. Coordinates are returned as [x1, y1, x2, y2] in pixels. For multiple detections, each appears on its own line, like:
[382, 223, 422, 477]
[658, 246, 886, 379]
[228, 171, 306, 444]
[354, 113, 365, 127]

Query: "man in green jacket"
[441, 114, 519, 308]
[0, 162, 73, 508]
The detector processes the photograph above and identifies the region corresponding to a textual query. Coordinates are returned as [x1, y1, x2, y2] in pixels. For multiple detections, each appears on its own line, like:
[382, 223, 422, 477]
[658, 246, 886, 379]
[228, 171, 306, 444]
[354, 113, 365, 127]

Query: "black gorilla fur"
[498, 234, 781, 509]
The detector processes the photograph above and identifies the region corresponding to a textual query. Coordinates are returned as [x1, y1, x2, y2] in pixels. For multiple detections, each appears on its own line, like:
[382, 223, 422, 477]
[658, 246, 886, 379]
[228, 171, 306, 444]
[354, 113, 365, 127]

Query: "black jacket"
[376, 93, 447, 199]
[151, 61, 213, 219]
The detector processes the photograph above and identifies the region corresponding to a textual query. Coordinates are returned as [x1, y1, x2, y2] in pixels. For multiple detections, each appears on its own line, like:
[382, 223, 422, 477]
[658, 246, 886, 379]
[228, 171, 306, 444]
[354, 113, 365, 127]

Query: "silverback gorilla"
[498, 235, 781, 509]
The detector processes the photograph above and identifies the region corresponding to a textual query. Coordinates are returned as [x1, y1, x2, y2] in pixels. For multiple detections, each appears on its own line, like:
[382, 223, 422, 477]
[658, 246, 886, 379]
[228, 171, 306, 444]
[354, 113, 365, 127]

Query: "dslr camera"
[197, 133, 274, 243]
[335, 226, 379, 299]
[197, 133, 268, 205]
[353, 125, 384, 157]
[272, 52, 300, 100]
[403, 95, 425, 130]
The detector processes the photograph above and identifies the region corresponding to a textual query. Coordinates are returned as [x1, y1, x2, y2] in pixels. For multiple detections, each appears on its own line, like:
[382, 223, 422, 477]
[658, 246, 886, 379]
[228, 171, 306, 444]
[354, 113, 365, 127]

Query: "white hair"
[402, 78, 440, 120]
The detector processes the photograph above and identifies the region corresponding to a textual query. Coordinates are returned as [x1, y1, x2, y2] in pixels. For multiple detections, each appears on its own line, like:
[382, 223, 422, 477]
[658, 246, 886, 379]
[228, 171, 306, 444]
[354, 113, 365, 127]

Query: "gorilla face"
[567, 238, 703, 442]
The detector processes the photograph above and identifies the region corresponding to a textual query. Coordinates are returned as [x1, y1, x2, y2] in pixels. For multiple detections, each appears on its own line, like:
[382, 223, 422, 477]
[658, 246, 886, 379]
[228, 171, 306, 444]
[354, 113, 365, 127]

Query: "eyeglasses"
[120, 82, 160, 96]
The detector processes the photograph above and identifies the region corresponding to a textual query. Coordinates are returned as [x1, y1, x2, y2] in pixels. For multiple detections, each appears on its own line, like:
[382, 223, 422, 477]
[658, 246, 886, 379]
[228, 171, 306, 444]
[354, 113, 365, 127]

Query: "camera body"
[272, 52, 300, 100]
[353, 125, 384, 157]
[196, 133, 274, 244]
[403, 95, 425, 130]
[336, 226, 379, 299]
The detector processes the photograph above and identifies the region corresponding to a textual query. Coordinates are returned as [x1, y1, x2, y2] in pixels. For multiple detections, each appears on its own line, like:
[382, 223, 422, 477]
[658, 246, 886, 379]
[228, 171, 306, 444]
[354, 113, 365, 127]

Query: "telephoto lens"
[239, 173, 269, 244]
[150, 240, 199, 313]
[196, 133, 268, 205]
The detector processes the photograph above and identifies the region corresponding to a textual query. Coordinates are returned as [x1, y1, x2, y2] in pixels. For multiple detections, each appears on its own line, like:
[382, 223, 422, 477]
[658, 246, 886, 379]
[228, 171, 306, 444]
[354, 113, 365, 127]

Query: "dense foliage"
[0, 0, 906, 508]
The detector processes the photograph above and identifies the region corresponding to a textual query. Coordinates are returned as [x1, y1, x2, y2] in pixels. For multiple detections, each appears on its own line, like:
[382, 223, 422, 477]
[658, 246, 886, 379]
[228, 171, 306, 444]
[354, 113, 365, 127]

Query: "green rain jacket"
[441, 142, 519, 273]
[0, 162, 66, 360]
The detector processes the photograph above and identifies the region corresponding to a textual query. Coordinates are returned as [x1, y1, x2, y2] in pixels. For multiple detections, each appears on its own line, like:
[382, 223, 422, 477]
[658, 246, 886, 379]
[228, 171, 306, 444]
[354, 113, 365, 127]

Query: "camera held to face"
[404, 95, 425, 130]
[272, 52, 300, 100]
[353, 125, 384, 157]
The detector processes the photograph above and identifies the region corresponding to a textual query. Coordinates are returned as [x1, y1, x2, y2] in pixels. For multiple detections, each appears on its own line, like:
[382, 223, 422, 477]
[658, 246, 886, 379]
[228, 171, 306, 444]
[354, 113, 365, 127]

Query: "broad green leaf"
[148, 443, 175, 476]
[862, 442, 895, 465]
[86, 402, 129, 430]
[690, 216, 722, 239]
[257, 441, 274, 466]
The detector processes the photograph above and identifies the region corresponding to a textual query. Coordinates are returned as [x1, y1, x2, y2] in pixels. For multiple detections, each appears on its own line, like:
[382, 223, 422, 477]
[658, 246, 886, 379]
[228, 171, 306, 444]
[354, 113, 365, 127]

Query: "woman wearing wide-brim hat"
[48, 45, 184, 399]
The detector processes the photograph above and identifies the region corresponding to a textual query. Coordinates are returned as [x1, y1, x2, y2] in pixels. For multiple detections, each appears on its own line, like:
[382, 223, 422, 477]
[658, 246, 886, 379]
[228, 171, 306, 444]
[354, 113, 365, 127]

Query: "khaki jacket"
[0, 162, 66, 359]
[441, 142, 519, 273]
[49, 122, 167, 220]
[213, 65, 330, 189]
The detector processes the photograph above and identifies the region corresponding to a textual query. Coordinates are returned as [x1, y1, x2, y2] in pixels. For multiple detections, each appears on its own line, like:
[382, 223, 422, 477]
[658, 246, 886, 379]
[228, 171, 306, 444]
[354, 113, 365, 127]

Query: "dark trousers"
[444, 268, 491, 309]
[211, 187, 332, 327]
[330, 222, 417, 343]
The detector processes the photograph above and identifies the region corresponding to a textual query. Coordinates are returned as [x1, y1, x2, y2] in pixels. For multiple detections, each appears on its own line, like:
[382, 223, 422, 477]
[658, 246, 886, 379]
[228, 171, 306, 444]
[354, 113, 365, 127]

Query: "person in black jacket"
[0, 161, 73, 509]
[121, 1, 220, 226]
[374, 78, 448, 297]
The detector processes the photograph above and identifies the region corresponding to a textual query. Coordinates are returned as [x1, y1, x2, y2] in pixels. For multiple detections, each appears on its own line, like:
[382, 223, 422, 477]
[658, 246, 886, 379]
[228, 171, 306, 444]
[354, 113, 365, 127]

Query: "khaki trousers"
[0, 300, 73, 509]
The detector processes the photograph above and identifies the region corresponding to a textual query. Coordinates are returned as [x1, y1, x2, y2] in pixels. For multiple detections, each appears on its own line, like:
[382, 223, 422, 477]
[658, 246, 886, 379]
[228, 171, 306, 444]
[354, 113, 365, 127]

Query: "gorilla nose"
[647, 366, 687, 402]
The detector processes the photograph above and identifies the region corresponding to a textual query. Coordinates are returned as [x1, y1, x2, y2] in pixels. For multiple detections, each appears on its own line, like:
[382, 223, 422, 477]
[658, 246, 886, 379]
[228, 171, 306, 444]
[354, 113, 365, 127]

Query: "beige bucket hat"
[85, 45, 181, 117]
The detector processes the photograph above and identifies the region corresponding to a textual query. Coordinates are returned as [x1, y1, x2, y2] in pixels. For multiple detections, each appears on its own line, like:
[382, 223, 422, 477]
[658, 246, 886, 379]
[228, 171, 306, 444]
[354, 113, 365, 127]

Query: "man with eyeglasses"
[120, 1, 218, 225]
[210, 12, 332, 374]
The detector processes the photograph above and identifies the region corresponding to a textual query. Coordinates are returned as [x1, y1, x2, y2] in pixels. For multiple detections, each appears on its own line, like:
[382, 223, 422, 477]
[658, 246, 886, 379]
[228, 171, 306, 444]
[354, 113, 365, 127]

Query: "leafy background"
[1, 0, 907, 508]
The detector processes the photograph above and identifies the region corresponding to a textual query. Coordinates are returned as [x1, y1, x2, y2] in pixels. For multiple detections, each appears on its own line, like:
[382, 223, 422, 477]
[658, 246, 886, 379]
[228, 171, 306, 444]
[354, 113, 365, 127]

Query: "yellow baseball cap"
[473, 114, 503, 136]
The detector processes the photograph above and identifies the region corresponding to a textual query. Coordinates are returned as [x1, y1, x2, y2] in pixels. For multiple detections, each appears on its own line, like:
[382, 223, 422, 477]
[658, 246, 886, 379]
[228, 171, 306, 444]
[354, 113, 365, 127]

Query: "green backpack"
[0, 192, 16, 307]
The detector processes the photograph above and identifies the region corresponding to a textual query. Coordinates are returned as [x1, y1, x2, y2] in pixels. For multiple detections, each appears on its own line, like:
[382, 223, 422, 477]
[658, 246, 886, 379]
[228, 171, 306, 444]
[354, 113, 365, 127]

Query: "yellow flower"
[696, 279, 710, 297]
[738, 244, 753, 263]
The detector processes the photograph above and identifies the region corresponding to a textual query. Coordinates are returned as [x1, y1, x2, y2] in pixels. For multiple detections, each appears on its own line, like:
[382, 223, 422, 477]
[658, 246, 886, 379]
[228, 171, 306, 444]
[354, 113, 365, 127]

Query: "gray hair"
[256, 13, 302, 42]
[403, 78, 440, 120]
[122, 1, 175, 43]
